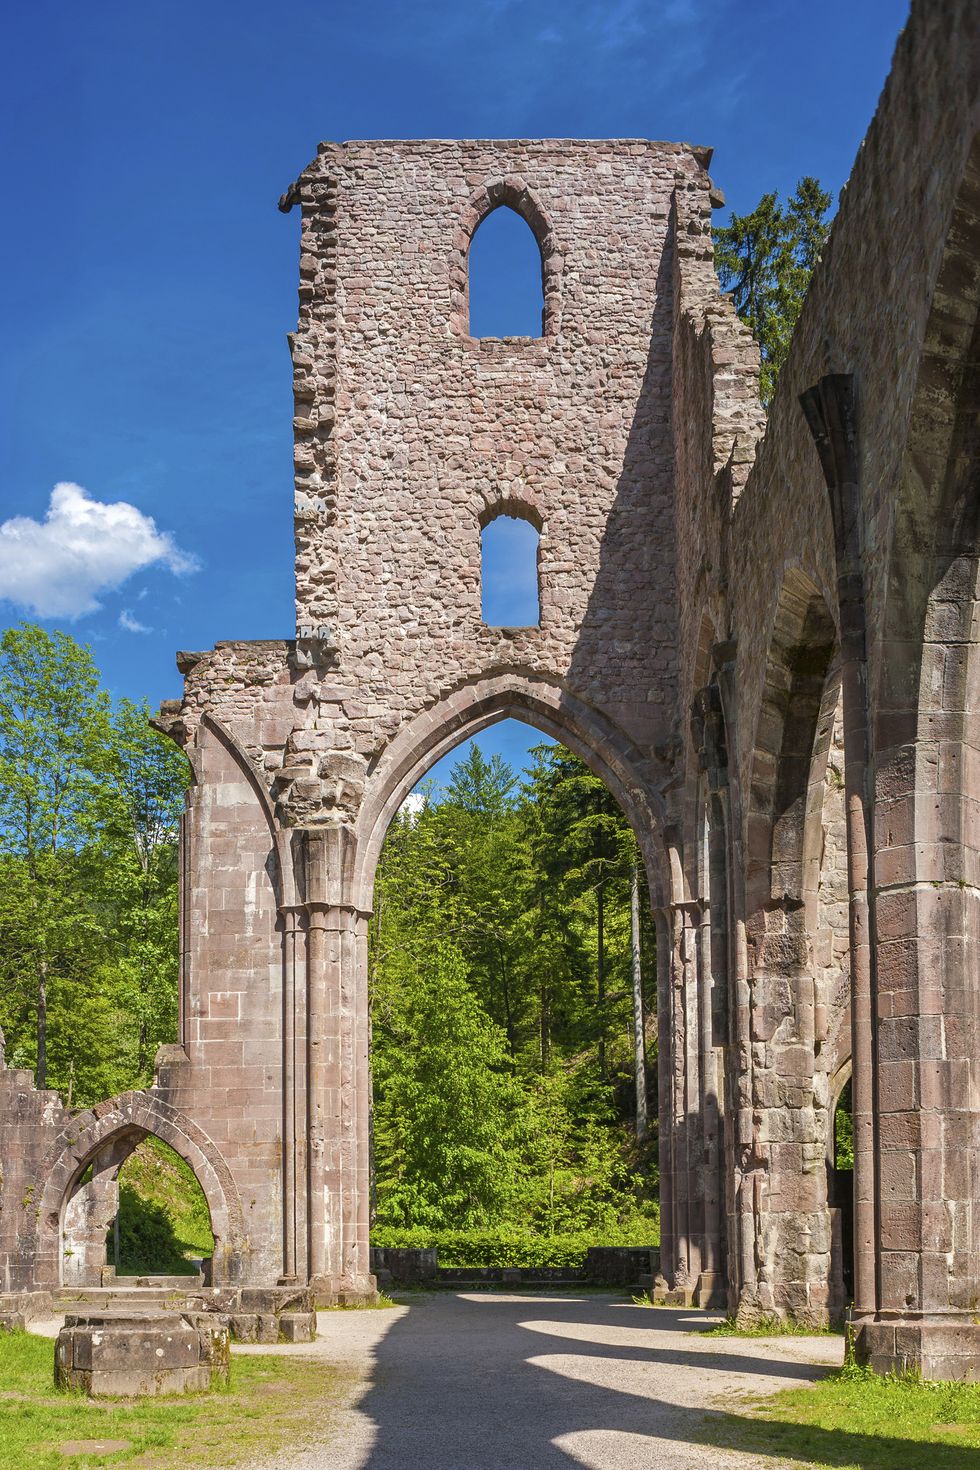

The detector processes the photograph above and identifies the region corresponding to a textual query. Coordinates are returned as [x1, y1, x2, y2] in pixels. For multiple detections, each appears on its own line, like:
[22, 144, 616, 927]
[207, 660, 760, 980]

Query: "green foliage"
[834, 1078, 854, 1170]
[372, 941, 530, 1227]
[714, 176, 832, 403]
[371, 1217, 658, 1269]
[370, 737, 657, 1246]
[700, 1314, 837, 1338]
[0, 623, 189, 1101]
[115, 1182, 196, 1275]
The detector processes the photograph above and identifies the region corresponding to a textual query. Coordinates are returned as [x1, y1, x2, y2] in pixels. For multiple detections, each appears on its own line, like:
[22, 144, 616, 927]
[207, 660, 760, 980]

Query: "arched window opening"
[370, 717, 658, 1262]
[112, 1135, 214, 1279]
[468, 205, 545, 339]
[481, 513, 540, 626]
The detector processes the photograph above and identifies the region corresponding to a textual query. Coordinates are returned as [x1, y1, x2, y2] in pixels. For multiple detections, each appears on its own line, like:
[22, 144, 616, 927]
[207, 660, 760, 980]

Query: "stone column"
[654, 899, 702, 1302]
[279, 906, 305, 1283]
[654, 907, 675, 1290]
[692, 681, 734, 1308]
[802, 375, 980, 1375]
[304, 826, 376, 1303]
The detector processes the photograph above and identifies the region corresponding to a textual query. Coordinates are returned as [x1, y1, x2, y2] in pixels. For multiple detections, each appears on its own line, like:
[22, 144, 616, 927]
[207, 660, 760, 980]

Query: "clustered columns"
[656, 659, 745, 1316]
[800, 376, 876, 1324]
[803, 371, 980, 1378]
[277, 826, 373, 1299]
[654, 888, 728, 1309]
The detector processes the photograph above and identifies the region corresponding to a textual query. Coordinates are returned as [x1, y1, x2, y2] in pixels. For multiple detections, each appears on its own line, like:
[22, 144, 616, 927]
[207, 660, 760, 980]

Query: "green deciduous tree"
[0, 625, 189, 1102]
[96, 699, 189, 1078]
[0, 624, 110, 1087]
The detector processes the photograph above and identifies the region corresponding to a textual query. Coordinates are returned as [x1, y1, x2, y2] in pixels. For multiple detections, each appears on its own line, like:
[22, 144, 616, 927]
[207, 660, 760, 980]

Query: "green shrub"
[371, 1216, 658, 1269]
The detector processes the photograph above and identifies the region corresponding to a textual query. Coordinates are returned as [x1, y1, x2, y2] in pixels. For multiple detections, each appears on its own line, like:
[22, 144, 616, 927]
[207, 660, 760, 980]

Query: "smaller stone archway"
[35, 1092, 248, 1288]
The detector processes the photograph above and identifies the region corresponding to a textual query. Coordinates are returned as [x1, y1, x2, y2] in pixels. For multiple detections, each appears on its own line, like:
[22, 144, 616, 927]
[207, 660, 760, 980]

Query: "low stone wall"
[5, 1281, 317, 1345]
[585, 1248, 659, 1286]
[369, 1246, 659, 1290]
[0, 1289, 55, 1331]
[370, 1247, 438, 1287]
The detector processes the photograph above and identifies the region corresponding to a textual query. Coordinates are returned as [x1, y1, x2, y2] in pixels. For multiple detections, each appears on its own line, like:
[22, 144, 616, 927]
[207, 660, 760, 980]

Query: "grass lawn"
[697, 1366, 980, 1468]
[0, 1329, 349, 1469]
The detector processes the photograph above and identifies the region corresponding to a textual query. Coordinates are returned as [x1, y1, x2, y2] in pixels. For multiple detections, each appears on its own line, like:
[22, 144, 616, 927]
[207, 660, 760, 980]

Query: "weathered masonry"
[1, 0, 978, 1380]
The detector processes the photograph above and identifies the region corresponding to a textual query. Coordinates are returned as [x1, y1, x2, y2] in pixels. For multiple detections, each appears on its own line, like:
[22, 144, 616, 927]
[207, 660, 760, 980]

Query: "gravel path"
[251, 1291, 842, 1470]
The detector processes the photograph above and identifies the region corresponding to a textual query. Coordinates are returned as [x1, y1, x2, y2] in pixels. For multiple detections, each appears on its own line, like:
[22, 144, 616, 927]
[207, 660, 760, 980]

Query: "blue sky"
[0, 0, 909, 788]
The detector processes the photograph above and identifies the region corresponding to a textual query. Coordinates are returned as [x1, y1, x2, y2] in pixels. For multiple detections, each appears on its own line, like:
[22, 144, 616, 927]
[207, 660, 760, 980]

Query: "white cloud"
[119, 608, 151, 634]
[0, 482, 199, 619]
[399, 791, 426, 819]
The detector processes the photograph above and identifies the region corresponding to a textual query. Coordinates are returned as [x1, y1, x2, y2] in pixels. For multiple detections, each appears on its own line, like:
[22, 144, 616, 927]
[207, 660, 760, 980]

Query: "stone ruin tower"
[154, 137, 703, 1296]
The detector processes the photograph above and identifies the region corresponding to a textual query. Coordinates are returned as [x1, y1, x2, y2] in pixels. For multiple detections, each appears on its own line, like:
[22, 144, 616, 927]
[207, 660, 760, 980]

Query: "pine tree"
[715, 176, 832, 403]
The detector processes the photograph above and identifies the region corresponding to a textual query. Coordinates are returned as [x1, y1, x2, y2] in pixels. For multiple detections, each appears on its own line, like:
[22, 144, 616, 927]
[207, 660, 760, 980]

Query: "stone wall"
[669, 0, 980, 1352]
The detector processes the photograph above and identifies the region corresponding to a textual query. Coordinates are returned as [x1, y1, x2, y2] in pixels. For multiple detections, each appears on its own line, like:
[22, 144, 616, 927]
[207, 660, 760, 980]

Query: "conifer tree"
[715, 175, 832, 403]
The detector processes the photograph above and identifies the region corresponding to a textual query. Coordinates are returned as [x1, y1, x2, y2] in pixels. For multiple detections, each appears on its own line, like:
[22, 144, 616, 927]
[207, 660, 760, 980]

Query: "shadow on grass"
[688, 1399, 980, 1469]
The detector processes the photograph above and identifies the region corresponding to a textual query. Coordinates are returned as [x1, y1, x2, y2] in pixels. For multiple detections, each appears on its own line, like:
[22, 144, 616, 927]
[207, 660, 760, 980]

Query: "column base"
[856, 1317, 980, 1381]
[694, 1271, 727, 1309]
[650, 1276, 696, 1307]
[308, 1273, 379, 1308]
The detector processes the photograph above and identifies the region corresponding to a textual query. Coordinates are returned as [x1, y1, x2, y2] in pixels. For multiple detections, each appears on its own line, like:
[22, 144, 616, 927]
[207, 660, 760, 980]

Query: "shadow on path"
[345, 1292, 978, 1470]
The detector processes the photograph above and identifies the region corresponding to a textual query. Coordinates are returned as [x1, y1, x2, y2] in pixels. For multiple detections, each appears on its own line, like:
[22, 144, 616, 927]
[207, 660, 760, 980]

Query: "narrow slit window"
[468, 206, 545, 339]
[481, 513, 540, 626]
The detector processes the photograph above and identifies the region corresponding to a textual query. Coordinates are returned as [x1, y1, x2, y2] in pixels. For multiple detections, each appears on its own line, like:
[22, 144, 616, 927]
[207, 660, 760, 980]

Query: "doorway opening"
[829, 1074, 854, 1305]
[112, 1136, 214, 1278]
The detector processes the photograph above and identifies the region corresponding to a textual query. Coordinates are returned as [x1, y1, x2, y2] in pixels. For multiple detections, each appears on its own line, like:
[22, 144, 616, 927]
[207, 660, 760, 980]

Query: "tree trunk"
[539, 979, 550, 1071]
[596, 882, 606, 1077]
[499, 947, 516, 1059]
[37, 957, 47, 1090]
[137, 875, 151, 1075]
[631, 863, 648, 1140]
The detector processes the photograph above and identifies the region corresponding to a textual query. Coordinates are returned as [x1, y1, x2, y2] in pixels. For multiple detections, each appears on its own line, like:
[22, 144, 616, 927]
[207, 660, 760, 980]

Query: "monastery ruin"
[1, 0, 978, 1379]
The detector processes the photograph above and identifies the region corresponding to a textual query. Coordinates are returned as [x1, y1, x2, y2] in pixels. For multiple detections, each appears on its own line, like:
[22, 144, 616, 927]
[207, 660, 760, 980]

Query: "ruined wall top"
[281, 138, 709, 755]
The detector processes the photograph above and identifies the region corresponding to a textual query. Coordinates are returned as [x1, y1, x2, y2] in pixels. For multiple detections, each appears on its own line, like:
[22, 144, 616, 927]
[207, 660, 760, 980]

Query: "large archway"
[353, 675, 671, 915]
[364, 706, 662, 1267]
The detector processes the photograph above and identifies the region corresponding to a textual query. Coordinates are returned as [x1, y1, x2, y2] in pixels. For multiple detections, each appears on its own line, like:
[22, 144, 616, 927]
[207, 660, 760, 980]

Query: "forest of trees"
[370, 743, 659, 1250]
[0, 624, 188, 1106]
